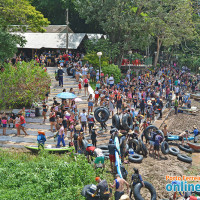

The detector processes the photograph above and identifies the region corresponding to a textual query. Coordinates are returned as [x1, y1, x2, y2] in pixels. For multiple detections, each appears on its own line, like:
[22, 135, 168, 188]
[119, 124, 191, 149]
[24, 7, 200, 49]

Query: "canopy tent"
[16, 33, 86, 49]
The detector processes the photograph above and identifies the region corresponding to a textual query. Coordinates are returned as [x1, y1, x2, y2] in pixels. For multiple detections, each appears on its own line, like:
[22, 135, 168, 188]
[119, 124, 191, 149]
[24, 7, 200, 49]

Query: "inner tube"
[161, 141, 169, 155]
[138, 140, 148, 157]
[112, 114, 121, 129]
[128, 154, 143, 163]
[144, 125, 158, 141]
[122, 113, 133, 130]
[169, 147, 180, 156]
[98, 145, 108, 150]
[94, 107, 110, 123]
[134, 181, 156, 200]
[67, 66, 73, 76]
[177, 154, 192, 163]
[130, 139, 140, 153]
[178, 144, 193, 154]
[167, 135, 194, 141]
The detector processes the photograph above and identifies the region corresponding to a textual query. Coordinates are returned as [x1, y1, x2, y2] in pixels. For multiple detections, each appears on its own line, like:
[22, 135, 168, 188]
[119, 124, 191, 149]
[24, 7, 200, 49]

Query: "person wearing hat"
[37, 131, 46, 148]
[57, 65, 65, 87]
[73, 124, 82, 152]
[179, 130, 189, 145]
[91, 126, 98, 147]
[193, 126, 199, 143]
[130, 168, 145, 199]
[92, 177, 110, 199]
[87, 112, 95, 134]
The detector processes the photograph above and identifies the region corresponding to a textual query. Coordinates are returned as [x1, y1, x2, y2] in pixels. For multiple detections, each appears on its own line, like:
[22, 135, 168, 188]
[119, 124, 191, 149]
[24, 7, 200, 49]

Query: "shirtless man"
[109, 174, 129, 200]
[179, 130, 189, 145]
[162, 124, 169, 140]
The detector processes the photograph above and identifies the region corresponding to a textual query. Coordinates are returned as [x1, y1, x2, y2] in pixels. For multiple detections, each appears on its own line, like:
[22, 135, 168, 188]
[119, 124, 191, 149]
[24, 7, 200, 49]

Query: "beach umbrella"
[56, 92, 77, 99]
[74, 97, 83, 102]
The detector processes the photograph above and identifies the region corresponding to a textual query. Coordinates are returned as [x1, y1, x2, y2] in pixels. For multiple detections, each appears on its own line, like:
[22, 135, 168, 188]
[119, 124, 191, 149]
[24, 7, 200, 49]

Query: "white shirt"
[80, 112, 87, 122]
[109, 76, 114, 84]
[94, 148, 104, 157]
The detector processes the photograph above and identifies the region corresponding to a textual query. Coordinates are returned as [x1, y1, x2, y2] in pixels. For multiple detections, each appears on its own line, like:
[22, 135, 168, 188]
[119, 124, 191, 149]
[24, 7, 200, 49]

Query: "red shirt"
[20, 116, 26, 124]
[86, 146, 96, 152]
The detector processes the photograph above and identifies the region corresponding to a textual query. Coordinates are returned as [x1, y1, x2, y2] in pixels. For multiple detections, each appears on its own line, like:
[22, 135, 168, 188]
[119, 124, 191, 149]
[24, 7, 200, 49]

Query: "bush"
[0, 150, 98, 200]
[0, 61, 51, 108]
[83, 51, 109, 68]
[102, 64, 121, 83]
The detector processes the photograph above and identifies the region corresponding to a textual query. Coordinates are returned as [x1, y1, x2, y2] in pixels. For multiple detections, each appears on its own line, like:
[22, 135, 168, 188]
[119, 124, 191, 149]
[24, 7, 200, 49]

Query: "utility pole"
[66, 8, 69, 53]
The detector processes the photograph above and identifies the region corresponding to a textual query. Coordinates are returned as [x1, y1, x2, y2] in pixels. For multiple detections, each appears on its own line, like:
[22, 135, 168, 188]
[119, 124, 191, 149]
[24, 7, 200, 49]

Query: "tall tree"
[73, 0, 151, 66]
[138, 0, 196, 67]
[0, 0, 49, 61]
[30, 0, 102, 33]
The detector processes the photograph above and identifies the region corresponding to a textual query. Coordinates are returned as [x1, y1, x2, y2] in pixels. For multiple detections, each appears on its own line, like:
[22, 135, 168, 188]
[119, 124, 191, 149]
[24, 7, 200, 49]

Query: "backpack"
[115, 179, 120, 189]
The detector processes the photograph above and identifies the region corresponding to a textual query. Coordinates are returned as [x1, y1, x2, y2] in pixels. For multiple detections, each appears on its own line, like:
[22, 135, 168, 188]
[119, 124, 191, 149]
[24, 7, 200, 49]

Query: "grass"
[90, 81, 96, 90]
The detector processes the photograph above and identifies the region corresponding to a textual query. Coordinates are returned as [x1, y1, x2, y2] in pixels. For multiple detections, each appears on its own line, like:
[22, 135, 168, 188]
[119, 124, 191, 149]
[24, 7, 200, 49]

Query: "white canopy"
[16, 33, 86, 49]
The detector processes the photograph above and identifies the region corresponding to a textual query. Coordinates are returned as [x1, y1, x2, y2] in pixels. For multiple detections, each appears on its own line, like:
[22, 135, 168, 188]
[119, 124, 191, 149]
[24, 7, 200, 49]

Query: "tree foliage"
[30, 0, 102, 33]
[83, 51, 109, 68]
[0, 61, 51, 109]
[74, 0, 151, 66]
[0, 0, 49, 32]
[102, 64, 121, 83]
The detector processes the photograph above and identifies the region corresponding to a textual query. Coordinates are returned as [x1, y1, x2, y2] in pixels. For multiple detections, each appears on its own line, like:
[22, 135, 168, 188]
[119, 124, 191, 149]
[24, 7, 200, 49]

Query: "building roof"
[17, 33, 86, 49]
[26, 25, 74, 33]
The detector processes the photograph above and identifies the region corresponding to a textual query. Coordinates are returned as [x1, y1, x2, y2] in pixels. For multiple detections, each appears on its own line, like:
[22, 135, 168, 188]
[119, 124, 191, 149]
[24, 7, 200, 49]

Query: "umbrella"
[56, 92, 77, 99]
[74, 97, 83, 102]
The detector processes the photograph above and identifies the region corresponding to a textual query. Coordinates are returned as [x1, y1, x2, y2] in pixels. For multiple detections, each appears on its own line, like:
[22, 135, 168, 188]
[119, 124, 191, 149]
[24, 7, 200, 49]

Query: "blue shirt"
[193, 129, 199, 136]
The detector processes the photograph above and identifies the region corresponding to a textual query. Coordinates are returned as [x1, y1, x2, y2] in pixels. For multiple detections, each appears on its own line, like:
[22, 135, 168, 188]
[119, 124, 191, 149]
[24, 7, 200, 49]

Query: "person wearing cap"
[56, 123, 65, 148]
[57, 65, 65, 87]
[179, 130, 189, 145]
[92, 177, 110, 199]
[109, 174, 129, 200]
[94, 148, 105, 169]
[87, 112, 95, 134]
[130, 168, 145, 199]
[193, 126, 199, 143]
[108, 138, 120, 173]
[91, 126, 98, 147]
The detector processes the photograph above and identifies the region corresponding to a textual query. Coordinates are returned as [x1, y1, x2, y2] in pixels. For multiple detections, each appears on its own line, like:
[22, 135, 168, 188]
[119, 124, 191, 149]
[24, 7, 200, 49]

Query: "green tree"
[83, 51, 109, 68]
[139, 0, 196, 67]
[0, 0, 49, 61]
[102, 64, 121, 83]
[0, 0, 49, 32]
[0, 61, 51, 109]
[74, 0, 151, 67]
[30, 0, 102, 33]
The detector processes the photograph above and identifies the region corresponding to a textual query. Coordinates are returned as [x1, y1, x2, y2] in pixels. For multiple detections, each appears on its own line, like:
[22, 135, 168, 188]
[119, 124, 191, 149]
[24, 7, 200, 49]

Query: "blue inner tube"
[167, 135, 194, 141]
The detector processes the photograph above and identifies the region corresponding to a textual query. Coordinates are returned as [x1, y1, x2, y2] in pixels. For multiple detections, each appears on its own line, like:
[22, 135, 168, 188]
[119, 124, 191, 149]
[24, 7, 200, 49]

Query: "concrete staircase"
[0, 67, 110, 149]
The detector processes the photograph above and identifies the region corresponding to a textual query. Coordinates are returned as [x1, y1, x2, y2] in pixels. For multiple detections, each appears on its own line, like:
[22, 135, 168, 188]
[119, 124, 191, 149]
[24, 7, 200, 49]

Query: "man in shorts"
[179, 130, 189, 145]
[109, 174, 129, 200]
[94, 148, 105, 169]
[86, 144, 96, 163]
[108, 139, 120, 173]
[79, 109, 87, 132]
[154, 131, 163, 159]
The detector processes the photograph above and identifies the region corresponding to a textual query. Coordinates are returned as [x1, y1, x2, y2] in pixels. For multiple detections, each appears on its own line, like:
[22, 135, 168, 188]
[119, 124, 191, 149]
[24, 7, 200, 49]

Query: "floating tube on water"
[167, 135, 194, 141]
[114, 136, 122, 178]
